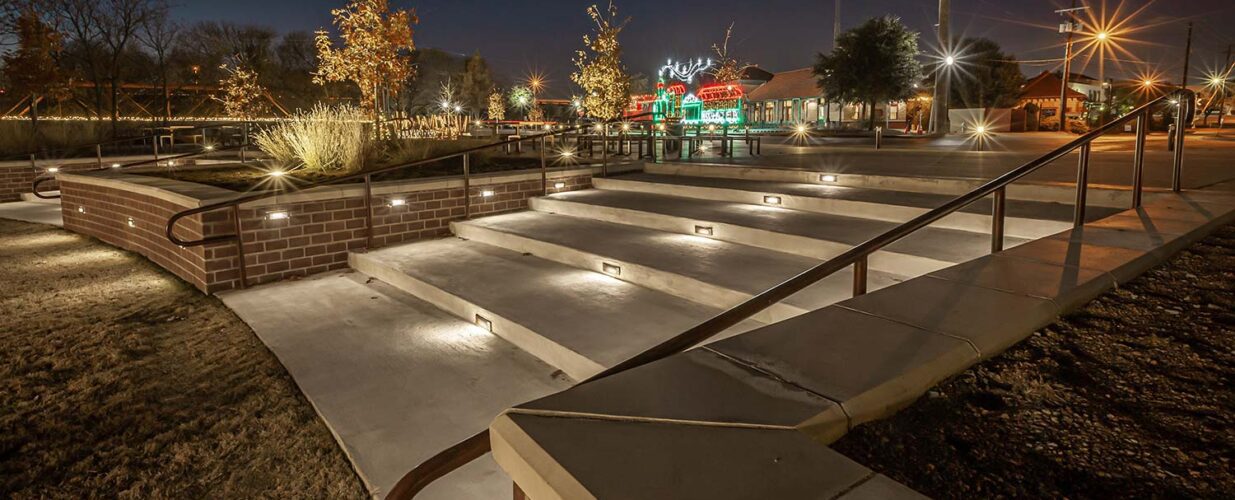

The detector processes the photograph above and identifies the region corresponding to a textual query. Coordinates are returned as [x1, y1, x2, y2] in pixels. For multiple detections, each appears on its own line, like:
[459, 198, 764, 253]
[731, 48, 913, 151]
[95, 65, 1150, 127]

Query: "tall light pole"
[1055, 3, 1088, 129]
[931, 0, 951, 134]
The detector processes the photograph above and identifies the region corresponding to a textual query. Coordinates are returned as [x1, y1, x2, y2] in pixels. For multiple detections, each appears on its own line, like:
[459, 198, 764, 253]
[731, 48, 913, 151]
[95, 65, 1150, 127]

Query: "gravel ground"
[0, 219, 366, 498]
[834, 223, 1235, 498]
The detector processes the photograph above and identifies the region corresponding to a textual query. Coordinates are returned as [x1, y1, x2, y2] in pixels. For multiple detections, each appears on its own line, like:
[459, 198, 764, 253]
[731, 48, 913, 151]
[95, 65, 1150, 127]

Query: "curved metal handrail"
[163, 114, 653, 249]
[30, 141, 252, 200]
[385, 89, 1195, 500]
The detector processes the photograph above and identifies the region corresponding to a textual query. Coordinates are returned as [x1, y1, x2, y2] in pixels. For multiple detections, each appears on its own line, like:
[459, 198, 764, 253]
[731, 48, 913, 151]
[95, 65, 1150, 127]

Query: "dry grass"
[254, 105, 370, 173]
[0, 219, 366, 498]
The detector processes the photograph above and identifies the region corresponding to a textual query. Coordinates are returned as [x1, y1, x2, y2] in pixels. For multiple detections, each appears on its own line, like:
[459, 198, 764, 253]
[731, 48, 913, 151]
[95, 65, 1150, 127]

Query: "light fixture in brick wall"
[481, 190, 495, 197]
[127, 217, 136, 228]
[554, 181, 566, 189]
[266, 209, 290, 221]
[388, 198, 407, 207]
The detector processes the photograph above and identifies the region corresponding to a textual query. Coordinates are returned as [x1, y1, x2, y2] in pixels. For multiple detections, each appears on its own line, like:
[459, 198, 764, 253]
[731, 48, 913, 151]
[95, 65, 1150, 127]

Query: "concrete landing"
[597, 173, 1120, 238]
[0, 200, 63, 226]
[218, 272, 570, 499]
[452, 211, 906, 323]
[350, 238, 762, 380]
[533, 189, 1027, 276]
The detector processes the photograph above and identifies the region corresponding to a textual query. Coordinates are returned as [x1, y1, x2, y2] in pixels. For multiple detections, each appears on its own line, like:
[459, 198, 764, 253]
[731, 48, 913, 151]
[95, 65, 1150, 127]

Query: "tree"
[53, 0, 106, 119]
[487, 88, 504, 120]
[314, 0, 416, 117]
[96, 0, 161, 133]
[709, 22, 747, 83]
[949, 37, 1023, 109]
[216, 62, 267, 119]
[814, 16, 922, 130]
[508, 85, 533, 118]
[137, 4, 179, 122]
[571, 2, 630, 121]
[3, 7, 66, 144]
[458, 51, 493, 116]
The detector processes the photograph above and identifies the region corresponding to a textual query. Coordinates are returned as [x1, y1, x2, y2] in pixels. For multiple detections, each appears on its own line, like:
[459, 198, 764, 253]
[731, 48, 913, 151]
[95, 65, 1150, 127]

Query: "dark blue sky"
[176, 0, 1235, 96]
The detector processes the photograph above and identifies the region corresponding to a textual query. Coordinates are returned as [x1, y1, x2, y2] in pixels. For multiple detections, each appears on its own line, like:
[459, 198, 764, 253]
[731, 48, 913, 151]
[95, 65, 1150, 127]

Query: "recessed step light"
[481, 190, 495, 197]
[602, 262, 622, 276]
[388, 198, 407, 207]
[266, 210, 290, 221]
[694, 225, 714, 236]
[474, 314, 493, 332]
[554, 181, 566, 189]
[820, 174, 838, 183]
[763, 195, 782, 205]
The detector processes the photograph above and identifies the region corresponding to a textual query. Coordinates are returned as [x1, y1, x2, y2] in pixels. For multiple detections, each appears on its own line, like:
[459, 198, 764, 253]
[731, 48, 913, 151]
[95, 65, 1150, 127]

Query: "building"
[1016, 71, 1097, 120]
[744, 67, 912, 130]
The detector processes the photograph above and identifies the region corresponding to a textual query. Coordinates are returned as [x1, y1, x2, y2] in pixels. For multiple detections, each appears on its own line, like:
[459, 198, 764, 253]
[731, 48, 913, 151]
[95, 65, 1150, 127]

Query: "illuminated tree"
[3, 8, 66, 140]
[509, 85, 533, 110]
[571, 2, 630, 120]
[487, 89, 505, 120]
[314, 0, 416, 115]
[216, 62, 268, 119]
[710, 22, 747, 83]
[814, 16, 922, 130]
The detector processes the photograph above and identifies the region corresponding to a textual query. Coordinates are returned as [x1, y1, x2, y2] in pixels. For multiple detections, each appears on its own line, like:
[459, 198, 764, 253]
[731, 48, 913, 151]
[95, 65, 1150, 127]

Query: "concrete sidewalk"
[0, 200, 63, 226]
[219, 272, 570, 499]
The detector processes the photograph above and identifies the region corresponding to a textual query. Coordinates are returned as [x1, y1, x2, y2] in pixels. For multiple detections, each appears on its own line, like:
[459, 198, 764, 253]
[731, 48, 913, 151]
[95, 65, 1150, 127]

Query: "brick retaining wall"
[59, 168, 595, 293]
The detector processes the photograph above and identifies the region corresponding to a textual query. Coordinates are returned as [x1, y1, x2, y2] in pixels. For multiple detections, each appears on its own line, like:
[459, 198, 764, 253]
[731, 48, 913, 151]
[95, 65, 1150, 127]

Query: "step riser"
[530, 197, 953, 276]
[595, 177, 1070, 239]
[649, 162, 1136, 208]
[451, 221, 807, 323]
[348, 252, 604, 380]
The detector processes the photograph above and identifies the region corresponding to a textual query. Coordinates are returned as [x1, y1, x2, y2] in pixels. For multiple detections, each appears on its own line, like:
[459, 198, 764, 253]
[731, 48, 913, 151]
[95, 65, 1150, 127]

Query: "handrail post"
[463, 153, 471, 219]
[874, 126, 883, 150]
[852, 257, 868, 297]
[240, 122, 249, 163]
[96, 144, 103, 168]
[540, 136, 548, 196]
[991, 187, 1006, 253]
[29, 153, 36, 170]
[1074, 142, 1091, 226]
[1132, 110, 1148, 208]
[232, 206, 248, 289]
[153, 134, 159, 161]
[1171, 96, 1186, 192]
[601, 123, 609, 177]
[364, 174, 375, 249]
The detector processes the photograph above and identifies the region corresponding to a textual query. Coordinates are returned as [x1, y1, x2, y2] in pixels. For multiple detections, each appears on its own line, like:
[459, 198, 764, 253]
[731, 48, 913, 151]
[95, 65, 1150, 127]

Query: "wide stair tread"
[352, 238, 761, 379]
[536, 189, 1026, 265]
[455, 211, 906, 316]
[608, 172, 1123, 222]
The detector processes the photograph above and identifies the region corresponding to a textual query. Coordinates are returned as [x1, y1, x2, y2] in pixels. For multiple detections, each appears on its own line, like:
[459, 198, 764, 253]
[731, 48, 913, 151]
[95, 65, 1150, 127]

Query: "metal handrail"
[384, 89, 1195, 500]
[162, 113, 655, 287]
[4, 121, 249, 162]
[31, 140, 253, 199]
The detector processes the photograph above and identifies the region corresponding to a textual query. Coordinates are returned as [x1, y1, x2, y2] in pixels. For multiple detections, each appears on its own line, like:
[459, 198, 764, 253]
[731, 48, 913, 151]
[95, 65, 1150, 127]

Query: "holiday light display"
[629, 61, 745, 126]
[660, 58, 713, 83]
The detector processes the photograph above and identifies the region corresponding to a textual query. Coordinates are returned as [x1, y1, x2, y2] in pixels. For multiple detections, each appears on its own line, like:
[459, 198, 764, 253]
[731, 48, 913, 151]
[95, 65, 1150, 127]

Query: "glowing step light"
[554, 182, 566, 189]
[481, 190, 495, 197]
[46, 167, 60, 173]
[820, 174, 839, 183]
[474, 314, 493, 332]
[127, 217, 136, 228]
[763, 195, 782, 205]
[694, 225, 714, 236]
[388, 198, 407, 207]
[266, 210, 290, 221]
[602, 262, 622, 276]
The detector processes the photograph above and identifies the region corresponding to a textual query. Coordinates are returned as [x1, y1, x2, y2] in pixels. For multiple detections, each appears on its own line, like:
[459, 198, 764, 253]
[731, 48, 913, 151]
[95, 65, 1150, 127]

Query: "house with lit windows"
[744, 67, 913, 130]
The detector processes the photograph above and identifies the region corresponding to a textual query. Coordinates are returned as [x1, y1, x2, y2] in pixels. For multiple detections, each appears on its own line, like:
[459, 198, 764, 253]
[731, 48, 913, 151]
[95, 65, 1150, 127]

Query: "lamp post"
[930, 0, 951, 134]
[1055, 4, 1088, 130]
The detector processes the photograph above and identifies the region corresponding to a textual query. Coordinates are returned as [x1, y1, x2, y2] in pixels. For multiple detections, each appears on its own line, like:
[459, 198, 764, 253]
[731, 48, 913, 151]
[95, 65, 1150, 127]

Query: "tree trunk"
[110, 77, 121, 137]
[29, 93, 41, 151]
[868, 99, 877, 131]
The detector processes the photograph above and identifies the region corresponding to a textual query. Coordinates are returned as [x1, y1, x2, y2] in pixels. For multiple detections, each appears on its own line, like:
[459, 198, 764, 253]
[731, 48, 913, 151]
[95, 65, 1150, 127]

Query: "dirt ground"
[0, 219, 366, 498]
[834, 223, 1235, 499]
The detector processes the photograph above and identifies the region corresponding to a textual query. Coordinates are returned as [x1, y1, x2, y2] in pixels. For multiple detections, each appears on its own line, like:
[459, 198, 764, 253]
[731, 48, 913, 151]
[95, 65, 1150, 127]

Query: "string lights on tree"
[709, 22, 748, 84]
[571, 2, 632, 120]
[313, 0, 417, 118]
[487, 89, 505, 120]
[216, 62, 268, 119]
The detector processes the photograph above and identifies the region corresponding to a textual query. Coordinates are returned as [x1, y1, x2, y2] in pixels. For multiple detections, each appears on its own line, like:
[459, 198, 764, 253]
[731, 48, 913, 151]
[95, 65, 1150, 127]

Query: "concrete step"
[596, 173, 1122, 239]
[452, 211, 906, 323]
[350, 239, 762, 381]
[648, 161, 1146, 208]
[530, 189, 1026, 276]
[21, 191, 60, 203]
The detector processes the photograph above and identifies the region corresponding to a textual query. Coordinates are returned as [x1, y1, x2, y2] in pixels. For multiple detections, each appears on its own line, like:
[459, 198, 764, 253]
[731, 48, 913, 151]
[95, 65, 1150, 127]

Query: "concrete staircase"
[349, 162, 1111, 381]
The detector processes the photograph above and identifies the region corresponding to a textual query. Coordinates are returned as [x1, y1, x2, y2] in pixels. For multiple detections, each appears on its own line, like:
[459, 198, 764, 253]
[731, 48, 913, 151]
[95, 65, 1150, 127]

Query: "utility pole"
[930, 0, 950, 134]
[1055, 2, 1087, 131]
[1181, 21, 1193, 130]
[1220, 45, 1231, 136]
[833, 0, 841, 49]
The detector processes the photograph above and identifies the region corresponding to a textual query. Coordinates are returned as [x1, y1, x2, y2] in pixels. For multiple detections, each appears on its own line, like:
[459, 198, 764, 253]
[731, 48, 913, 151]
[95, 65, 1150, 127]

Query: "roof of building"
[1020, 70, 1087, 100]
[748, 68, 822, 101]
[740, 66, 775, 82]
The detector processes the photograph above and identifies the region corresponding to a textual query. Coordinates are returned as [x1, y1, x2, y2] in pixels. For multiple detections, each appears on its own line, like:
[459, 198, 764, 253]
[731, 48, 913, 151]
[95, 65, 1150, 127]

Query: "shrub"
[254, 104, 369, 172]
[378, 138, 496, 167]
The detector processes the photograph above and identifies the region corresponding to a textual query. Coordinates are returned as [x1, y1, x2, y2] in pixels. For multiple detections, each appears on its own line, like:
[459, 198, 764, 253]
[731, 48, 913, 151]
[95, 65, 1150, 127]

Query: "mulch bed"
[0, 219, 366, 498]
[833, 223, 1235, 498]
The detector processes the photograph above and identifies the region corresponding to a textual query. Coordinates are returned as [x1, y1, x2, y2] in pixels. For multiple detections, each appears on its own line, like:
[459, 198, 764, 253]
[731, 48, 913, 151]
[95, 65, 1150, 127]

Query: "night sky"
[175, 0, 1235, 97]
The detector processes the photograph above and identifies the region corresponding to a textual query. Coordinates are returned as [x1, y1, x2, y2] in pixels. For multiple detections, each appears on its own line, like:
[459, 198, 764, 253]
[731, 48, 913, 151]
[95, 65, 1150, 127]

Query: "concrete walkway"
[0, 199, 63, 226]
[219, 272, 570, 499]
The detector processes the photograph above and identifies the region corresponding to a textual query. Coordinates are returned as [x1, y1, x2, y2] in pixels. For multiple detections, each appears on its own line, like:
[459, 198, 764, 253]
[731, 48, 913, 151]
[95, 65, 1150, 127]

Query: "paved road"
[676, 131, 1235, 190]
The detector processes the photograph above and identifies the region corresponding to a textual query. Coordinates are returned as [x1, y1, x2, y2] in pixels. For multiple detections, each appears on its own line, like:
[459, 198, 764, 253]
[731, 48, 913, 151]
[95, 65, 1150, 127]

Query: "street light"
[944, 55, 955, 66]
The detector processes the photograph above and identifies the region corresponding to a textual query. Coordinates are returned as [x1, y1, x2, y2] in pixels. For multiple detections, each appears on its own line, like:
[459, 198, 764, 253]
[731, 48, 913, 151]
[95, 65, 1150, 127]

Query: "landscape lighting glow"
[111, 163, 121, 168]
[764, 195, 782, 205]
[820, 174, 838, 183]
[481, 190, 495, 197]
[266, 210, 290, 220]
[127, 217, 136, 228]
[944, 55, 956, 66]
[388, 198, 407, 207]
[46, 167, 60, 173]
[554, 182, 566, 189]
[269, 170, 285, 177]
